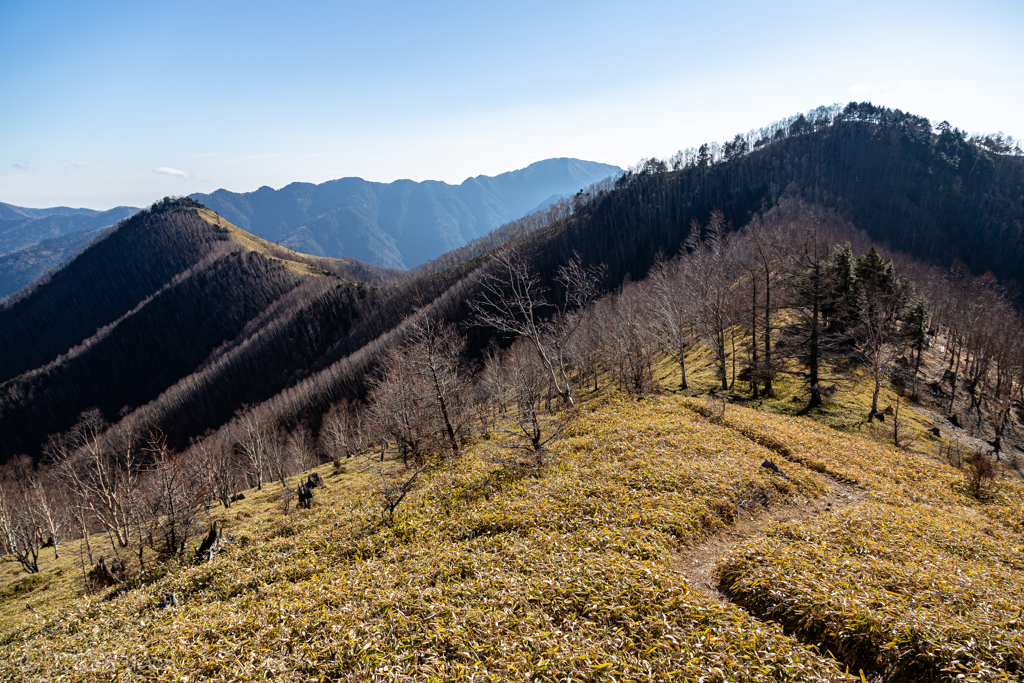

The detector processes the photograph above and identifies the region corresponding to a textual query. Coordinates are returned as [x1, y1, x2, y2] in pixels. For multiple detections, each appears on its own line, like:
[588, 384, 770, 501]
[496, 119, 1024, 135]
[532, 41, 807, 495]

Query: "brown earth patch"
[674, 477, 866, 602]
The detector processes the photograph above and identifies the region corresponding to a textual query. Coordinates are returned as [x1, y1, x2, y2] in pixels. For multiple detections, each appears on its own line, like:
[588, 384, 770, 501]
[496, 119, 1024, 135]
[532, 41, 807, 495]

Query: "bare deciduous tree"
[854, 248, 911, 419]
[471, 247, 604, 407]
[286, 425, 320, 474]
[649, 254, 695, 391]
[139, 429, 206, 561]
[368, 344, 435, 464]
[404, 320, 473, 458]
[500, 340, 567, 462]
[598, 279, 658, 394]
[321, 400, 365, 465]
[682, 212, 737, 391]
[0, 457, 46, 573]
[368, 320, 474, 461]
[234, 405, 279, 490]
[190, 435, 237, 508]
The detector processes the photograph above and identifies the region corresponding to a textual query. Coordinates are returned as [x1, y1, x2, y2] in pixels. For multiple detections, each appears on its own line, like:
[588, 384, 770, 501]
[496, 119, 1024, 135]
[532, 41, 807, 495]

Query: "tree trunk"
[802, 275, 822, 413]
[870, 363, 882, 418]
[717, 330, 728, 391]
[750, 278, 759, 398]
[763, 265, 773, 396]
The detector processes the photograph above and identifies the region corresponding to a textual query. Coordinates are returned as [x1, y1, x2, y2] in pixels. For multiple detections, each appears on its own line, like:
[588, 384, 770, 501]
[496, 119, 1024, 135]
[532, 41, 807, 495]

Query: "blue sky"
[2, 0, 1022, 209]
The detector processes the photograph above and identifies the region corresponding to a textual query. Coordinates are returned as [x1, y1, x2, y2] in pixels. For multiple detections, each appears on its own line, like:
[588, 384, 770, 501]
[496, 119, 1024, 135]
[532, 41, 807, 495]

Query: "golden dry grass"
[1, 348, 1021, 680]
[0, 397, 855, 681]
[195, 208, 349, 280]
[711, 401, 1024, 681]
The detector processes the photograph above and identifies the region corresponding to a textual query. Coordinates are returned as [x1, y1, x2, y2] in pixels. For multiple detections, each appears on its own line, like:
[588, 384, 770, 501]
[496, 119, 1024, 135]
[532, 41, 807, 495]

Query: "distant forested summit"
[0, 198, 403, 459]
[190, 158, 622, 269]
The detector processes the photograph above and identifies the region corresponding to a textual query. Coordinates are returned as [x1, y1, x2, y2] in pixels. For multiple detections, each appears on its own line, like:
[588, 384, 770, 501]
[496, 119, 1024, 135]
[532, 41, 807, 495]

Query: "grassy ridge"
[1, 397, 850, 681]
[196, 208, 338, 279]
[714, 402, 1024, 681]
[1, 393, 1021, 680]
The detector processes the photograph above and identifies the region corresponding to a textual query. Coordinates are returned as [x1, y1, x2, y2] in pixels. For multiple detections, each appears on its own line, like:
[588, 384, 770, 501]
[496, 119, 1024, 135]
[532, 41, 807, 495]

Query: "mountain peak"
[191, 157, 622, 269]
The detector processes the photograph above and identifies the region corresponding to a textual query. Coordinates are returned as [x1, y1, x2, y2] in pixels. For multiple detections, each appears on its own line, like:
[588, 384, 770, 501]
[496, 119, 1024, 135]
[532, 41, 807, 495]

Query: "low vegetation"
[1, 390, 1021, 681]
[0, 396, 851, 681]
[714, 403, 1024, 680]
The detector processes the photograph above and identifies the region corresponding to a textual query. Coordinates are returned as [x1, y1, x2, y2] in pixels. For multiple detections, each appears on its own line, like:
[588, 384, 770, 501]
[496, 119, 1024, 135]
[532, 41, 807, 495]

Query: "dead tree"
[88, 556, 125, 589]
[375, 466, 426, 526]
[296, 482, 313, 509]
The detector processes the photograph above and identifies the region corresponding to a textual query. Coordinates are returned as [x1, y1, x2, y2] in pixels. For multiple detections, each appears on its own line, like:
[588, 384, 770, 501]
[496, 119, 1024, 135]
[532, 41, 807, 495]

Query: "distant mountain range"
[0, 159, 620, 299]
[0, 203, 140, 299]
[190, 158, 623, 269]
[0, 203, 139, 255]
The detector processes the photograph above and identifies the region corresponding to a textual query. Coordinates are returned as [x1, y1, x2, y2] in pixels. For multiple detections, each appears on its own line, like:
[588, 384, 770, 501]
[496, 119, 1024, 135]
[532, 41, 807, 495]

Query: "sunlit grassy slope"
[196, 208, 345, 279]
[2, 390, 1021, 681]
[712, 404, 1024, 681]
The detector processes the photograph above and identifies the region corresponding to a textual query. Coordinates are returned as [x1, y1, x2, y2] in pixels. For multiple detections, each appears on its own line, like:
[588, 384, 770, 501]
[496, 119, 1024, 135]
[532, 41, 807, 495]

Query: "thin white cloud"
[245, 153, 284, 159]
[12, 159, 32, 172]
[154, 166, 190, 178]
[60, 160, 92, 170]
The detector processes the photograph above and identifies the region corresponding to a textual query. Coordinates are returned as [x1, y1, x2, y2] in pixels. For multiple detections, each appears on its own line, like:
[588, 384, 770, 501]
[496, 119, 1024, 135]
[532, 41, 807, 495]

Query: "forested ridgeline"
[107, 256, 485, 457]
[556, 104, 1024, 291]
[0, 207, 499, 461]
[0, 199, 224, 382]
[0, 245, 311, 459]
[404, 103, 1024, 295]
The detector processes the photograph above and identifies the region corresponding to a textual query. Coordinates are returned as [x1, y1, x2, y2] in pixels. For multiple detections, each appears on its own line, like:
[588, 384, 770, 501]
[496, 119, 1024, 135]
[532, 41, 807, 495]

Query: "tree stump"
[88, 557, 125, 589]
[195, 522, 222, 562]
[297, 482, 313, 509]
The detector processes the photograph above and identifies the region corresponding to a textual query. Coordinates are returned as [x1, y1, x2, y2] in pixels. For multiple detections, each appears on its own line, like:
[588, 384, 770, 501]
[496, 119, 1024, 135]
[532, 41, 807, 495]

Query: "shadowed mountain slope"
[531, 104, 1024, 290]
[0, 199, 404, 459]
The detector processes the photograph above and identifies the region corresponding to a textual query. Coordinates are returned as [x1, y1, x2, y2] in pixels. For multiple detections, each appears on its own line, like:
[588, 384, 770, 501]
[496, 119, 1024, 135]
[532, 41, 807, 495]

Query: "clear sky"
[2, 0, 1022, 210]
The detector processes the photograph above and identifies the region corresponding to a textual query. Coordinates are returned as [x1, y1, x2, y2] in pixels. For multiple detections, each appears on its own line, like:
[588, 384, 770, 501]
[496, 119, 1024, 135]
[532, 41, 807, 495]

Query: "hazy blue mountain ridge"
[0, 204, 138, 256]
[191, 158, 622, 268]
[0, 204, 139, 298]
[0, 226, 109, 300]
